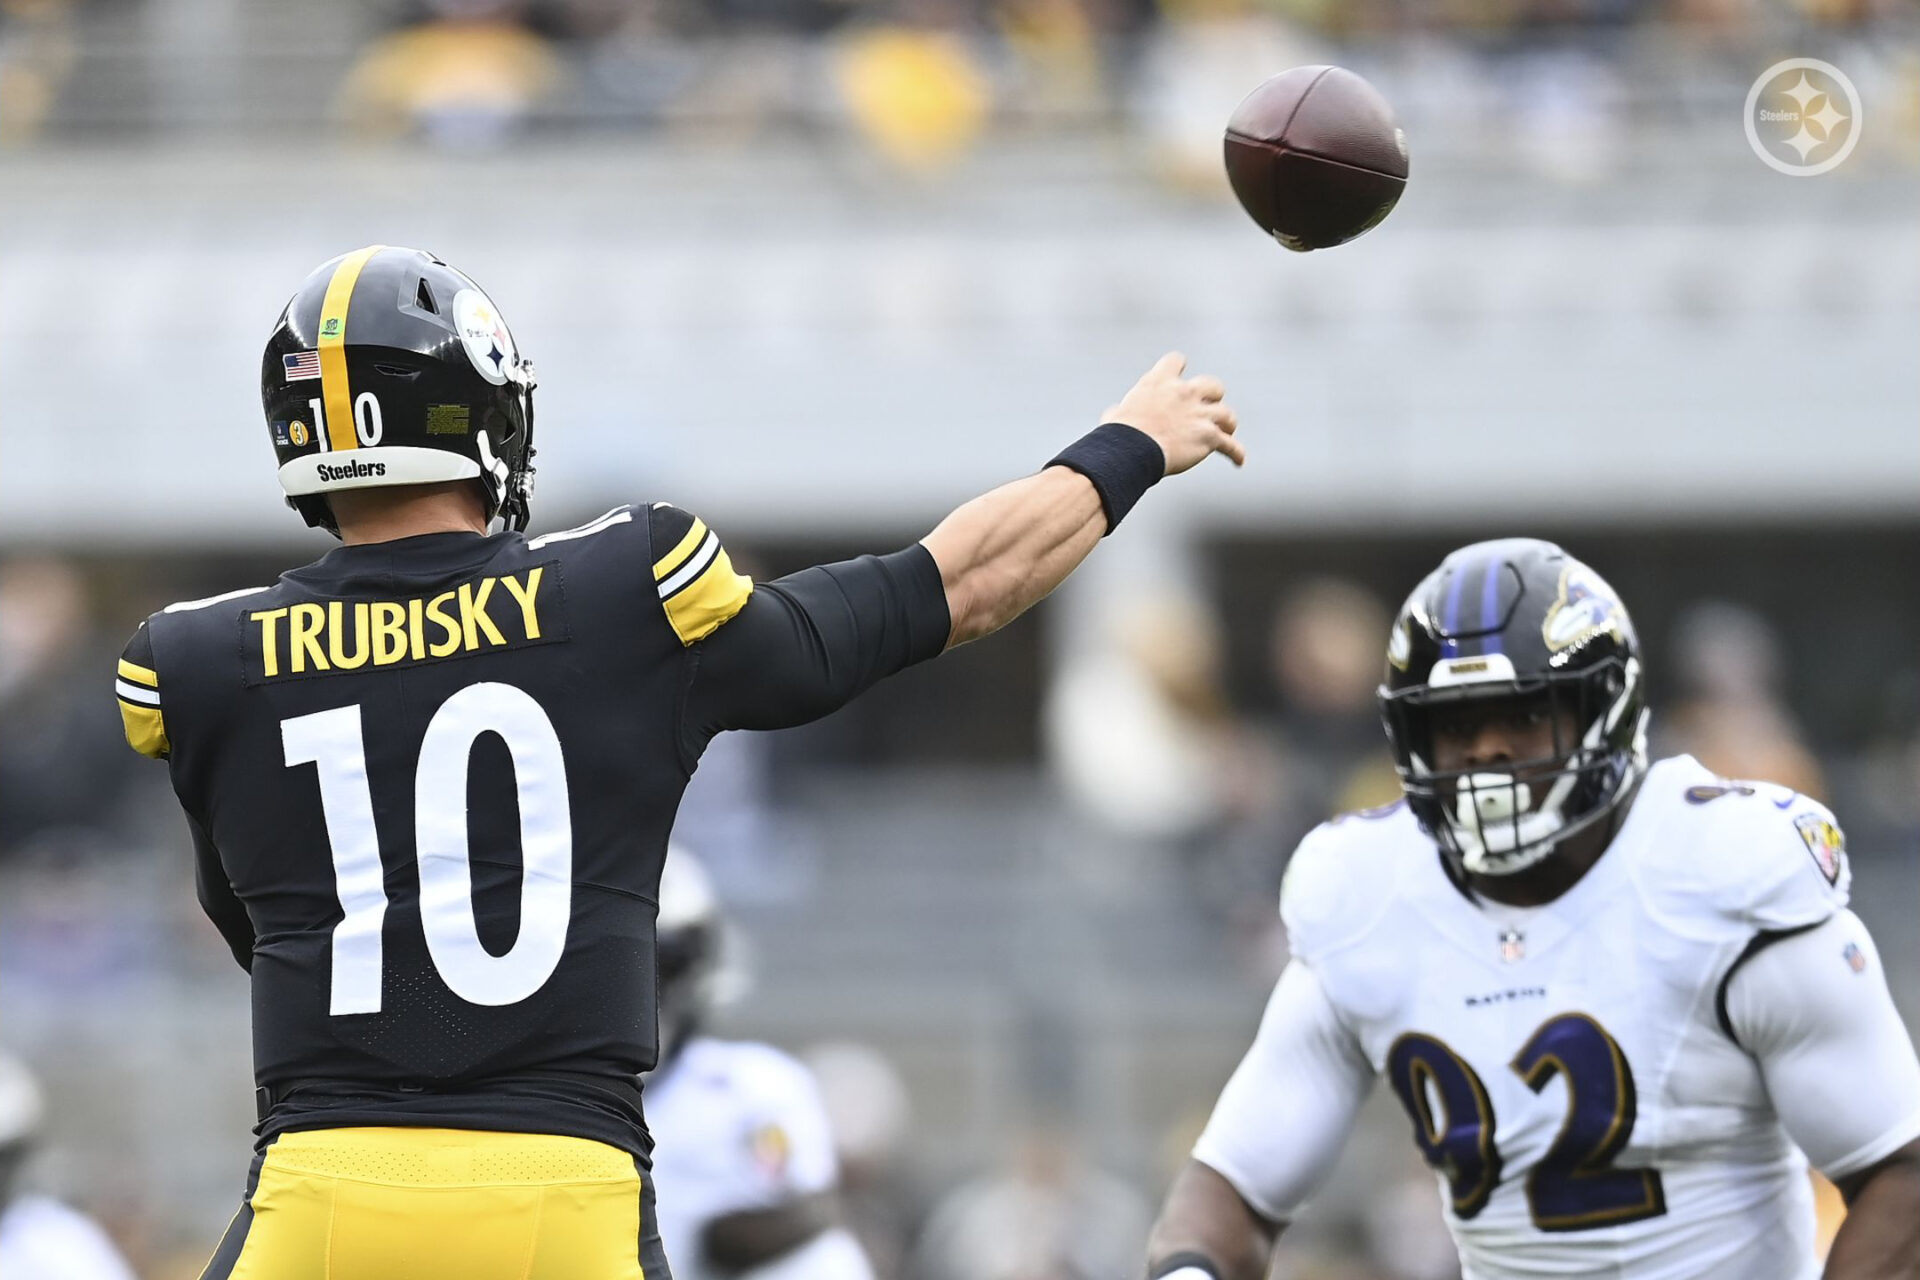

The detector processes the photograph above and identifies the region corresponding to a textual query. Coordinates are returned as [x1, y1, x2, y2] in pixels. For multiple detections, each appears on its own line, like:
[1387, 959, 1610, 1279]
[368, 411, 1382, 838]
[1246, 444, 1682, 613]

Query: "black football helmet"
[1378, 538, 1648, 877]
[261, 246, 536, 536]
[655, 847, 738, 1067]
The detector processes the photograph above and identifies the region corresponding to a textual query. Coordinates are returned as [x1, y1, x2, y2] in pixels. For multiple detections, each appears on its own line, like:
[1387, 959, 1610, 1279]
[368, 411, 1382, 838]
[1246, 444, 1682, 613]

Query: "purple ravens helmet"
[1379, 538, 1648, 877]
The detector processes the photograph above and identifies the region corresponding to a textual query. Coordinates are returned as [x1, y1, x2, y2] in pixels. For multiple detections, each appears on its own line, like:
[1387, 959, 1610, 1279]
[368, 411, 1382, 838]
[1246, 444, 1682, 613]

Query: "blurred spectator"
[1659, 601, 1827, 799]
[1, 0, 1906, 152]
[0, 857, 174, 1007]
[1200, 579, 1398, 971]
[834, 15, 992, 172]
[337, 0, 568, 146]
[1132, 3, 1320, 191]
[992, 0, 1101, 126]
[805, 1041, 921, 1280]
[0, 558, 136, 857]
[1044, 594, 1241, 844]
[0, 556, 86, 704]
[1266, 577, 1398, 814]
[0, 1051, 136, 1280]
[0, 0, 80, 146]
[911, 1125, 1150, 1280]
[1853, 669, 1920, 852]
[1510, 47, 1625, 182]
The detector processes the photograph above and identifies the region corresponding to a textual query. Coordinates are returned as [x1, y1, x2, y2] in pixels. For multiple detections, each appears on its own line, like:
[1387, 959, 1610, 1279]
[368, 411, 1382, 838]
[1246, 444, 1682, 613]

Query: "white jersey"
[648, 1036, 869, 1280]
[1194, 755, 1920, 1280]
[0, 1194, 138, 1280]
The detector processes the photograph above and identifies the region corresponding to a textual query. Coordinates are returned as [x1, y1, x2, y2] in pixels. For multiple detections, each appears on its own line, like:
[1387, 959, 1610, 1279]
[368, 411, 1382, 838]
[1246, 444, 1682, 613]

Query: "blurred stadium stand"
[1, 1, 1916, 1275]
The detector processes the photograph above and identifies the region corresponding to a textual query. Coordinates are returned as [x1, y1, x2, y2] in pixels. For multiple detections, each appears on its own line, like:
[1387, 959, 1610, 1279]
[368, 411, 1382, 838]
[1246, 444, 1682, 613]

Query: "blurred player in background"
[647, 851, 874, 1280]
[0, 1052, 137, 1280]
[1148, 538, 1920, 1280]
[114, 244, 1241, 1279]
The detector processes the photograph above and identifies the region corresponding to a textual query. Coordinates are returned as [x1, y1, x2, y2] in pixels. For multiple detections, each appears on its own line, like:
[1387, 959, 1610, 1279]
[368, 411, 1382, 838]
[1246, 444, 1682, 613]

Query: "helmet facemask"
[651, 848, 745, 1070]
[1382, 657, 1648, 877]
[655, 913, 716, 1062]
[476, 354, 538, 534]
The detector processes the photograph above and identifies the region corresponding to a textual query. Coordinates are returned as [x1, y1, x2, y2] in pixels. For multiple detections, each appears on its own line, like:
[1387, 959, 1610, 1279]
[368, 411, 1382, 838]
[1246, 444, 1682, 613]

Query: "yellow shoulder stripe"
[663, 548, 753, 646]
[653, 518, 710, 582]
[118, 658, 159, 687]
[119, 700, 170, 759]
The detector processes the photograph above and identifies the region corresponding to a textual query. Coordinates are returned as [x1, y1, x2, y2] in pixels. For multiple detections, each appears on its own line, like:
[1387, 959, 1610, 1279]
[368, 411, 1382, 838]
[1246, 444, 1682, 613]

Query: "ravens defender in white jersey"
[1148, 539, 1920, 1280]
[645, 852, 874, 1280]
[115, 246, 1244, 1280]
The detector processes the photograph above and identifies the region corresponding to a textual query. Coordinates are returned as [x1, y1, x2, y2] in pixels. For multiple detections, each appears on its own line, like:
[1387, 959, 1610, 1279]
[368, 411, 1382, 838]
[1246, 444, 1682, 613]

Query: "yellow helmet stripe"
[315, 245, 386, 453]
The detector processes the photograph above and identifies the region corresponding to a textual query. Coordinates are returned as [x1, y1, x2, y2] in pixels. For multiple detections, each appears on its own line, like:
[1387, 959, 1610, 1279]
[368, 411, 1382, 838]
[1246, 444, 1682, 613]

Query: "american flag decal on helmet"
[283, 351, 321, 381]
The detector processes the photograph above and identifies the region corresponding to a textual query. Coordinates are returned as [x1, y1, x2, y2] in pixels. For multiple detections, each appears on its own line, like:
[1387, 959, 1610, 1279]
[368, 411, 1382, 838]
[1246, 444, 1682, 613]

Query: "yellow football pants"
[199, 1127, 664, 1280]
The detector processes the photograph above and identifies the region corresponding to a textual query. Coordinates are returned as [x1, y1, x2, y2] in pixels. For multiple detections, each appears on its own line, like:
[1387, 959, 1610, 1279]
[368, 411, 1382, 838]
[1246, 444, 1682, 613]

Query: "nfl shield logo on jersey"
[1793, 813, 1845, 885]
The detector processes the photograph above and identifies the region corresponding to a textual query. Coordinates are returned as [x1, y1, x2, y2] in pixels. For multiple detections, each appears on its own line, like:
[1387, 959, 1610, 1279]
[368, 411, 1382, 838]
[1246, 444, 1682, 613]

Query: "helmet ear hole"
[492, 404, 522, 446]
[414, 279, 439, 315]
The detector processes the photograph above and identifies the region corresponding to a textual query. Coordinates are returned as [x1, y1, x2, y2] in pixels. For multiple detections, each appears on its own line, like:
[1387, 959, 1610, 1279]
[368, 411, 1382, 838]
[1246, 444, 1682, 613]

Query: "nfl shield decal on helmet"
[454, 288, 516, 386]
[1793, 812, 1845, 885]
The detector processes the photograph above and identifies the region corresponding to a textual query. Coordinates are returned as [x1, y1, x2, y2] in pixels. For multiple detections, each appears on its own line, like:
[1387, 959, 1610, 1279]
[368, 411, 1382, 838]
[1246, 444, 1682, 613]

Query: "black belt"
[255, 1070, 643, 1123]
[255, 1079, 434, 1121]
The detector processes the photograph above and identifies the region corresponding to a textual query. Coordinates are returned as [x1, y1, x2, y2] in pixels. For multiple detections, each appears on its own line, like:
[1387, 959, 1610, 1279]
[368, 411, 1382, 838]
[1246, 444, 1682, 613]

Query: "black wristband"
[1047, 423, 1165, 535]
[1149, 1252, 1223, 1280]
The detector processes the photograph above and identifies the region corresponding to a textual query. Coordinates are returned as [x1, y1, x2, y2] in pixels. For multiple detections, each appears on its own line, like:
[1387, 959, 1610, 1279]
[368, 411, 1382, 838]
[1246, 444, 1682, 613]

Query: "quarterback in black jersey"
[117, 246, 1243, 1279]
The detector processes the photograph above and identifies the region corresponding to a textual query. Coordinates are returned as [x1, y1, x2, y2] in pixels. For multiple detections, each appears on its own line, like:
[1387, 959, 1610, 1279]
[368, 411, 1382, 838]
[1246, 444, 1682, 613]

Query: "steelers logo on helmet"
[454, 288, 518, 387]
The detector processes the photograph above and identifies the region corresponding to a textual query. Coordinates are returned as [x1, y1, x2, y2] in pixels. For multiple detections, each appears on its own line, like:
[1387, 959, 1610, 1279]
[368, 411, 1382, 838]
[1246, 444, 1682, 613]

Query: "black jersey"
[119, 504, 948, 1158]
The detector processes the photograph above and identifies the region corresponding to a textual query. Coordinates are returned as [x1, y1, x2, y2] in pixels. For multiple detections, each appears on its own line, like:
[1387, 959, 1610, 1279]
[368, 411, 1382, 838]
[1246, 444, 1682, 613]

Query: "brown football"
[1224, 66, 1409, 252]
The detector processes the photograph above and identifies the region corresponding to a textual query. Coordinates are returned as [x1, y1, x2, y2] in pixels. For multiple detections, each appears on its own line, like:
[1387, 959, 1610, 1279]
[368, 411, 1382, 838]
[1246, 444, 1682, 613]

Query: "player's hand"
[1104, 352, 1244, 476]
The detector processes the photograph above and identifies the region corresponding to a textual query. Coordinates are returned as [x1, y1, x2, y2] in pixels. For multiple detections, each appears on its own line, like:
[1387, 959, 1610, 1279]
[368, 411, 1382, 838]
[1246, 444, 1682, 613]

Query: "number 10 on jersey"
[281, 683, 573, 1014]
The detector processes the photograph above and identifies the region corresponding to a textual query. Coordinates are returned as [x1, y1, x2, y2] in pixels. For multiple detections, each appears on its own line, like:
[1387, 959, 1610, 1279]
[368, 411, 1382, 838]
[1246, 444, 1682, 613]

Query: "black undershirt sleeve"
[681, 544, 951, 758]
[188, 811, 255, 972]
